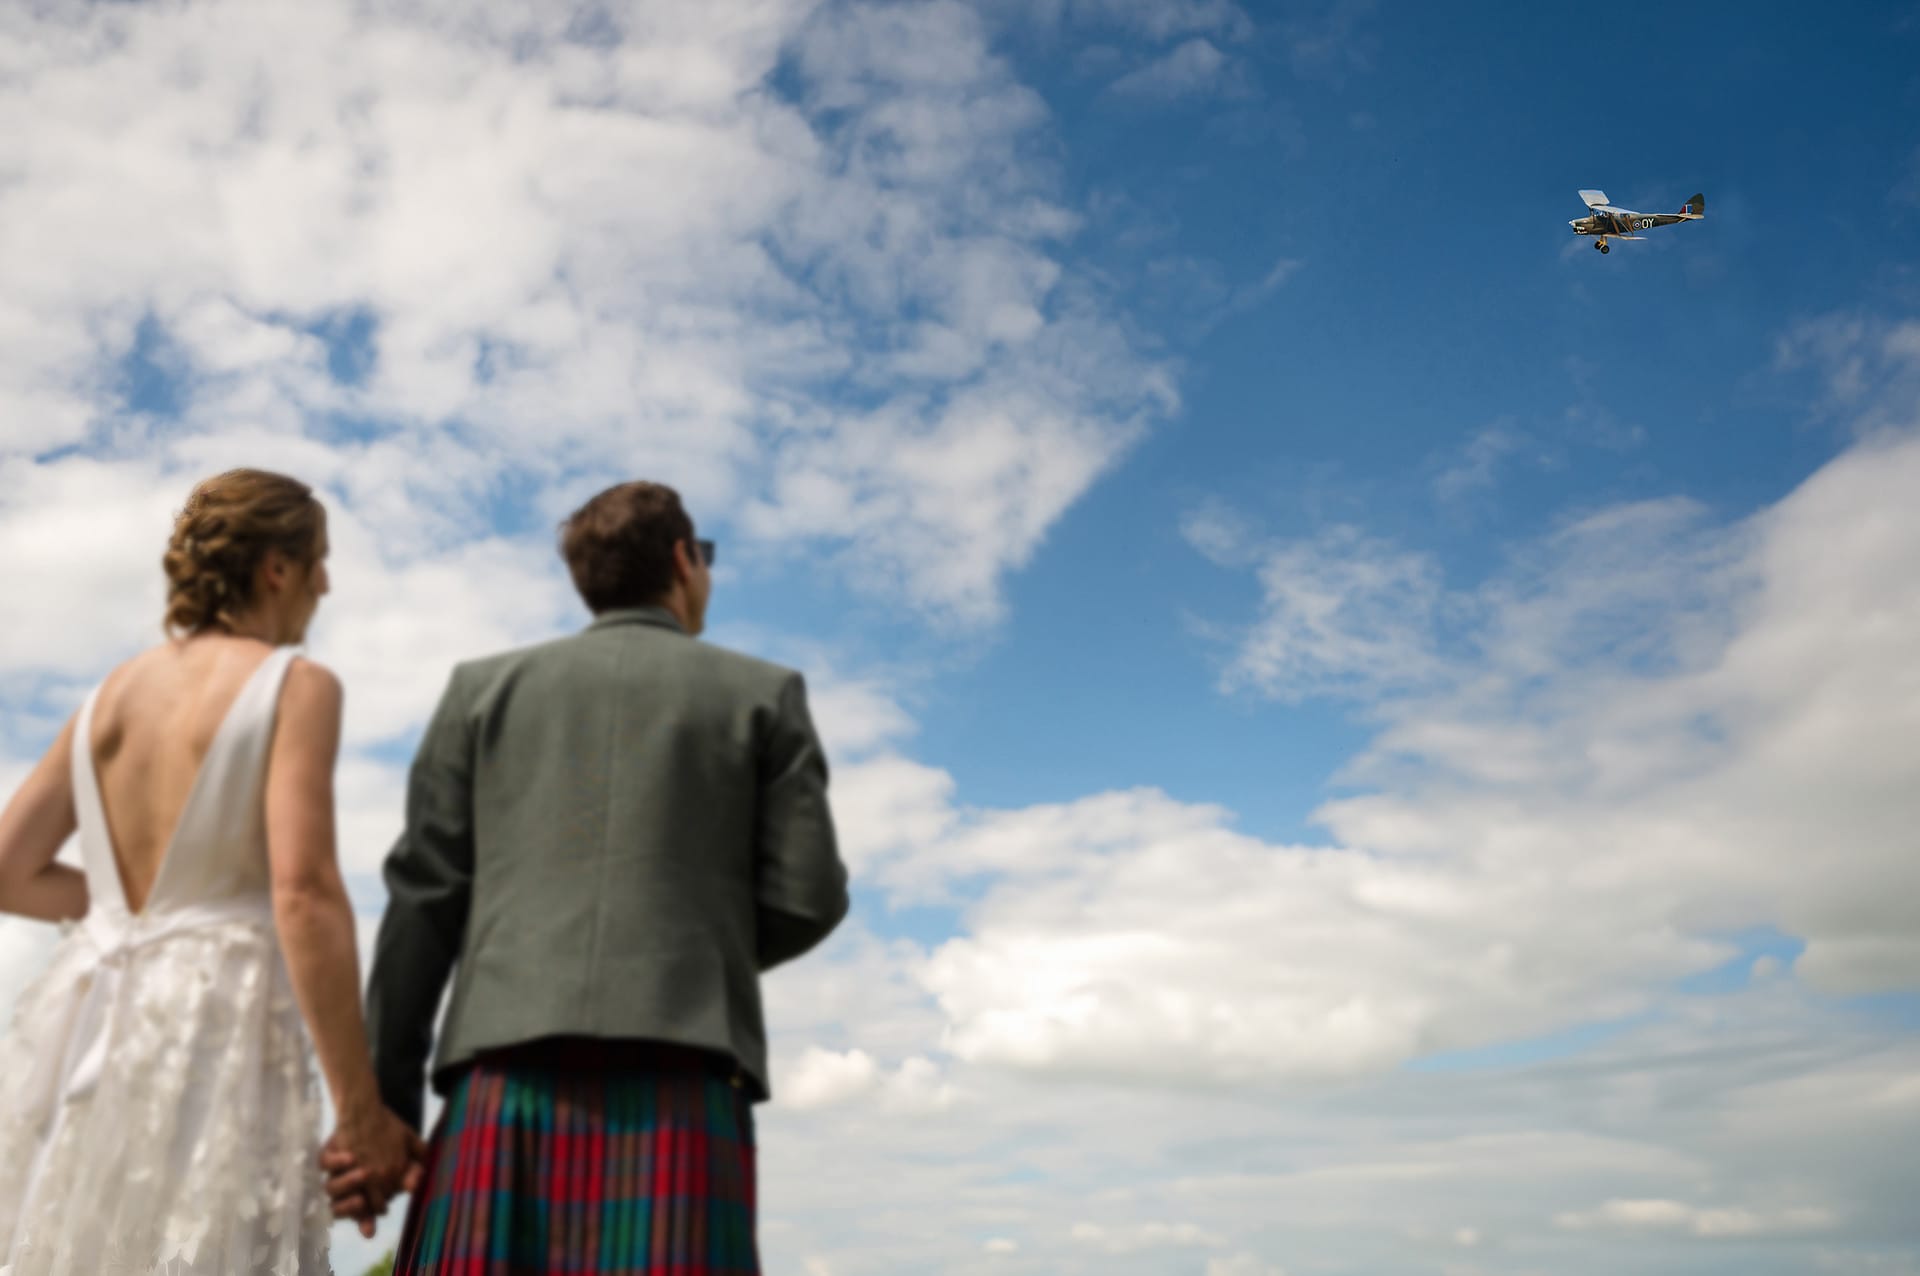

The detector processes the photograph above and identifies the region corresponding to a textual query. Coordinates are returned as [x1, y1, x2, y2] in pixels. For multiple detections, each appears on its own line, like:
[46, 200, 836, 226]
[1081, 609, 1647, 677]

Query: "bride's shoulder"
[277, 655, 343, 723]
[281, 655, 340, 695]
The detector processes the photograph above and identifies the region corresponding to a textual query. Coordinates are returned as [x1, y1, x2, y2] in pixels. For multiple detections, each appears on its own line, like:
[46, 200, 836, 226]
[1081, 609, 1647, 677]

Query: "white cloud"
[1008, 0, 1254, 44]
[807, 679, 918, 761]
[1240, 256, 1303, 307]
[831, 754, 960, 879]
[777, 1045, 959, 1113]
[1774, 312, 1920, 434]
[782, 1045, 883, 1109]
[1555, 1198, 1838, 1238]
[807, 430, 1920, 1092]
[1107, 38, 1233, 101]
[1187, 520, 1451, 703]
[334, 754, 408, 880]
[754, 808, 1914, 1274]
[0, 457, 180, 676]
[1433, 422, 1528, 503]
[1205, 1256, 1286, 1276]
[910, 789, 1717, 1084]
[1071, 1219, 1225, 1252]
[0, 0, 1170, 627]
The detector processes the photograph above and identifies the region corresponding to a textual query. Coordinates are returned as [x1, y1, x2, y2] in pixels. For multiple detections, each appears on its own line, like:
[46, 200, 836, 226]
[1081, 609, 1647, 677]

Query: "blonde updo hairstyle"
[163, 469, 327, 638]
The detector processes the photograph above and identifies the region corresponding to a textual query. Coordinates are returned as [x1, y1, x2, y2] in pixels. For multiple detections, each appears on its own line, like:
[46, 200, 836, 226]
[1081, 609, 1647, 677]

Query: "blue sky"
[2, 2, 1918, 1273]
[714, 0, 1920, 834]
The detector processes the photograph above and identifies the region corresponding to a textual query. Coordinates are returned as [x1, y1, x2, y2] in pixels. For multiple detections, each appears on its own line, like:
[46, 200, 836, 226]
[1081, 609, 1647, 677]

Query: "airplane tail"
[1682, 192, 1705, 217]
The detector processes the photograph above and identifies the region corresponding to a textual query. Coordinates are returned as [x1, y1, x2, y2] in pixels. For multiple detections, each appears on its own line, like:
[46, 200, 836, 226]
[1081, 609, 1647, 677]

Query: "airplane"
[1571, 189, 1704, 253]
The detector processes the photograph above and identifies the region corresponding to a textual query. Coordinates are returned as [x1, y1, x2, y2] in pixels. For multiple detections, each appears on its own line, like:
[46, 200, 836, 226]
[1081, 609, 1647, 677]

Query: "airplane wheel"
[1600, 243, 1610, 254]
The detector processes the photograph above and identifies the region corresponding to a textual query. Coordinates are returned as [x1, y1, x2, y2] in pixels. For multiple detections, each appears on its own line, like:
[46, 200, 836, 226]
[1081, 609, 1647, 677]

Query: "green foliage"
[358, 1253, 395, 1276]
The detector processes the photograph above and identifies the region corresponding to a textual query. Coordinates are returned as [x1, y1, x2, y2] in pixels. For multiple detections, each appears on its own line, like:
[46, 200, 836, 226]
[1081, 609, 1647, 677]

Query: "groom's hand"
[319, 1135, 380, 1238]
[321, 1127, 427, 1238]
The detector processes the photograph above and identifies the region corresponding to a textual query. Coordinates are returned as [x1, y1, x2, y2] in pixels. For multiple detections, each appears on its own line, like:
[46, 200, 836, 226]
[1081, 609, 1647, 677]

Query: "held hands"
[318, 1104, 428, 1239]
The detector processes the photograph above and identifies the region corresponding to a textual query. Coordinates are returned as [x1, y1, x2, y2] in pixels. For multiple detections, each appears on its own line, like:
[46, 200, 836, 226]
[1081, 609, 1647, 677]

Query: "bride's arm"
[266, 658, 421, 1219]
[0, 714, 88, 923]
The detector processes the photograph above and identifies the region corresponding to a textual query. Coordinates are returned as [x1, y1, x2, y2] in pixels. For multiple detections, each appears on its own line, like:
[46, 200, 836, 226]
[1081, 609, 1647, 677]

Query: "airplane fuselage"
[1570, 209, 1667, 237]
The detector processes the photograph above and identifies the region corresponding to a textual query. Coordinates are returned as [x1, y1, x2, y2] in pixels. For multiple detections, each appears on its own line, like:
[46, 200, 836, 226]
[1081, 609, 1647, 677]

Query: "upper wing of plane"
[1579, 189, 1610, 209]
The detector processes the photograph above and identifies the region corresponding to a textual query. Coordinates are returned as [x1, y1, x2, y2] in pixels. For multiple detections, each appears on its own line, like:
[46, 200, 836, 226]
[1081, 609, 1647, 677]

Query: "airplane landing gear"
[1596, 240, 1610, 254]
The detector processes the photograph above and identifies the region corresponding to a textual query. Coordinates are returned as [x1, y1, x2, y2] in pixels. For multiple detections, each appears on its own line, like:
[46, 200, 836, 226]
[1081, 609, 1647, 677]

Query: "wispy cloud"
[1432, 421, 1528, 503]
[1775, 310, 1920, 433]
[1184, 515, 1452, 702]
[1011, 0, 1254, 43]
[1556, 1199, 1839, 1238]
[1106, 37, 1239, 101]
[1280, 0, 1378, 82]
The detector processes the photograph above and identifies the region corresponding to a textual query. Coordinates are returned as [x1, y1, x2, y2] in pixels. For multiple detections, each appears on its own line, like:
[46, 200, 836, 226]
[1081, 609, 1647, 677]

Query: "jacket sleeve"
[754, 672, 850, 971]
[365, 665, 476, 1130]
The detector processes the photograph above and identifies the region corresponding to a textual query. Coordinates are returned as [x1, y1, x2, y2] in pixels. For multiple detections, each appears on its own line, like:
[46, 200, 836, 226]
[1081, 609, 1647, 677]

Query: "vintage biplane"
[1571, 189, 1704, 253]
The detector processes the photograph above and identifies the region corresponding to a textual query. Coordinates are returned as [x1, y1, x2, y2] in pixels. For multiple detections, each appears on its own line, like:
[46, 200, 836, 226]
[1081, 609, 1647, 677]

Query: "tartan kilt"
[394, 1038, 759, 1275]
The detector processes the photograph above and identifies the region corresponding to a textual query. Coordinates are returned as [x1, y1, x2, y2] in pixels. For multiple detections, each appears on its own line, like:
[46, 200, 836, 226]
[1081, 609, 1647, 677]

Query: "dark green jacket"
[365, 606, 849, 1128]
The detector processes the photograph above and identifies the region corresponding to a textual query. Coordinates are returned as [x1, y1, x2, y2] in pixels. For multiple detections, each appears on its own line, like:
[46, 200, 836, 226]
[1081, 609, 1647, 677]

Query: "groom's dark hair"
[560, 480, 695, 613]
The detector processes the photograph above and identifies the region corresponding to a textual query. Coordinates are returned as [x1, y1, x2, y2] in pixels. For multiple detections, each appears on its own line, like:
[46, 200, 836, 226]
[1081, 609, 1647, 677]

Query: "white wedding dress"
[0, 646, 333, 1275]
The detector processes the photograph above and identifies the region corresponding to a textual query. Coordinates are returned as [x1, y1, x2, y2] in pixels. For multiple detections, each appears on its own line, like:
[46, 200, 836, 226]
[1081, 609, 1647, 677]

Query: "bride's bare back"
[88, 635, 278, 915]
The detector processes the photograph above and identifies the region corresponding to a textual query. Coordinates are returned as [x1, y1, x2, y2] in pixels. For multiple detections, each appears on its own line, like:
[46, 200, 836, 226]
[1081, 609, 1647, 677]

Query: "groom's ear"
[670, 537, 697, 583]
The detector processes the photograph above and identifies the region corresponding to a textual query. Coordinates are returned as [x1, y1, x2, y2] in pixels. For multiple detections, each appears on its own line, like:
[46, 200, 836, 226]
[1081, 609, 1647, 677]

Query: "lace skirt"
[0, 922, 332, 1275]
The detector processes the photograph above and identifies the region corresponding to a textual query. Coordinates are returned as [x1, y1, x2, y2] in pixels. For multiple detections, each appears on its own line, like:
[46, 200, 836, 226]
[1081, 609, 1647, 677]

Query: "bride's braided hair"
[162, 469, 326, 637]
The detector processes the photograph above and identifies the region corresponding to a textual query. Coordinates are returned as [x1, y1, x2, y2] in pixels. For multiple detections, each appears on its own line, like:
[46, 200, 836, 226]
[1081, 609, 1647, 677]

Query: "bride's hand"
[323, 1106, 427, 1236]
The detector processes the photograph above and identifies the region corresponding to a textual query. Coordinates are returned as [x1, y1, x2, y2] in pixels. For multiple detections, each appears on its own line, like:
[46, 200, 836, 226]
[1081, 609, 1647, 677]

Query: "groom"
[325, 481, 849, 1271]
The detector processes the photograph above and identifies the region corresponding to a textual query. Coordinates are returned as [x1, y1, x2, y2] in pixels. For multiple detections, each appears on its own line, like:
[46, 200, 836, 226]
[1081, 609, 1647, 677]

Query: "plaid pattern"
[394, 1039, 759, 1275]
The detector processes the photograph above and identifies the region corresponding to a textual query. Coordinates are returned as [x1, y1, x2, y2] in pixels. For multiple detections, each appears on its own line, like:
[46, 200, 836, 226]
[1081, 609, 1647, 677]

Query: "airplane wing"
[1579, 189, 1610, 209]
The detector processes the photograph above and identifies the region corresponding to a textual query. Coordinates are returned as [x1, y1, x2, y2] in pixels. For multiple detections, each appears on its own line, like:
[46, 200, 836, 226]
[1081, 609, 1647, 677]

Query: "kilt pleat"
[394, 1041, 759, 1275]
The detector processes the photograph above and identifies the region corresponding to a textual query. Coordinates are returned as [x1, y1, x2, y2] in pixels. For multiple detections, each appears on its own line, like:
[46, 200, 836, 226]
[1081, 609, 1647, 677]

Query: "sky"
[1, 1, 1918, 1273]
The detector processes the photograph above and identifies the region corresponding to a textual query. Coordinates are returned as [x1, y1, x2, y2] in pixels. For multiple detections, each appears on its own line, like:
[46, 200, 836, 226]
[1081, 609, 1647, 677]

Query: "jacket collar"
[585, 605, 687, 634]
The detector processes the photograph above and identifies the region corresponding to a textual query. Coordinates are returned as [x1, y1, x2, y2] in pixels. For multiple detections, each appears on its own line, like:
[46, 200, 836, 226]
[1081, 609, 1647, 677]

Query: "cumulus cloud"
[778, 1045, 958, 1113]
[780, 430, 1920, 1094]
[0, 0, 1170, 628]
[909, 787, 1720, 1084]
[782, 1045, 884, 1109]
[806, 679, 918, 761]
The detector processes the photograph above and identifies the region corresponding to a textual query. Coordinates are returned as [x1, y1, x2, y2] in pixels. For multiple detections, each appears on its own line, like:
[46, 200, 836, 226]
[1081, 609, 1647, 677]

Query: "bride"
[0, 469, 420, 1274]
